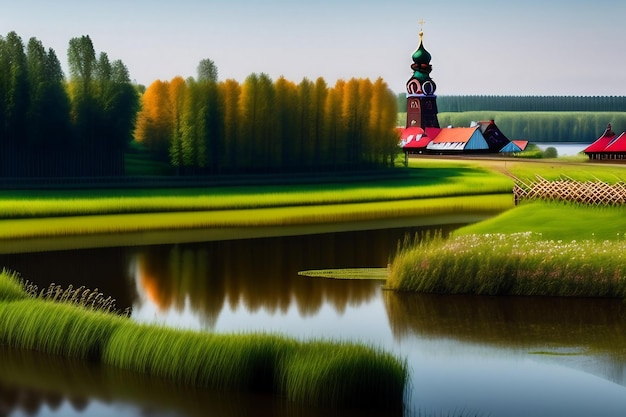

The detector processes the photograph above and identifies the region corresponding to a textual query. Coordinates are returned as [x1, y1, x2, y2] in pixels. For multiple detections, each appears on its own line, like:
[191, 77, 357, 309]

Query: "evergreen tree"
[197, 58, 218, 83]
[25, 38, 71, 175]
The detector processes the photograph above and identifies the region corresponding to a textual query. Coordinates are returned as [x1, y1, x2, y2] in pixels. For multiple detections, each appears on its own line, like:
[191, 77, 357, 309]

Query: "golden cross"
[418, 19, 426, 31]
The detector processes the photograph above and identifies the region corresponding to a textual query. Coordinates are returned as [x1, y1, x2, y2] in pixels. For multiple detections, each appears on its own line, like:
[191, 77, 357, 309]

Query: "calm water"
[537, 142, 591, 156]
[2, 225, 626, 417]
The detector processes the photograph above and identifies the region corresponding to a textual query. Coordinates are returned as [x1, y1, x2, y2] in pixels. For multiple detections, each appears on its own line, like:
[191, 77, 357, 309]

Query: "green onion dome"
[411, 31, 432, 66]
[411, 32, 432, 78]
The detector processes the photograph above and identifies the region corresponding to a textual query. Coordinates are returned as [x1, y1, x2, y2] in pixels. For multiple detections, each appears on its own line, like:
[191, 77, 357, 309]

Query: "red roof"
[424, 127, 442, 140]
[400, 126, 424, 138]
[400, 127, 431, 149]
[604, 132, 626, 152]
[584, 134, 616, 153]
[584, 124, 618, 153]
[431, 127, 478, 144]
[512, 140, 529, 151]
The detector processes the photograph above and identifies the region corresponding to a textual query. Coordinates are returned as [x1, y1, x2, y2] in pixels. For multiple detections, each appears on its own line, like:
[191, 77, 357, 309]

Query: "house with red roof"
[584, 124, 626, 160]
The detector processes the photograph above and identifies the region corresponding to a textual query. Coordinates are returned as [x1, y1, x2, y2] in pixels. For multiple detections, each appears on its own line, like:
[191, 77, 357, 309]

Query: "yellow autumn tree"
[368, 77, 399, 166]
[134, 79, 172, 161]
[324, 79, 347, 167]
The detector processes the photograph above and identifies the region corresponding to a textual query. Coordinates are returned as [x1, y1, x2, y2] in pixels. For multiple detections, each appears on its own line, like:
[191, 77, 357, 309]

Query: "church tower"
[405, 29, 440, 129]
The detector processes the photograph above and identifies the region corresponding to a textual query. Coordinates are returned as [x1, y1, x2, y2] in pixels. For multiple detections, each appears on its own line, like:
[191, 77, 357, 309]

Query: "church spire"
[405, 22, 439, 129]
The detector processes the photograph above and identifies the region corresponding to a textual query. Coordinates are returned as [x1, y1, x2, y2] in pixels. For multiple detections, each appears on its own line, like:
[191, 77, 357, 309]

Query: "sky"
[2, 0, 625, 96]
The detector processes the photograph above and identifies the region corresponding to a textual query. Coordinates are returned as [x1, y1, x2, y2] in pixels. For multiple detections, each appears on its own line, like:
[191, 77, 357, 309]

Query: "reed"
[25, 281, 131, 316]
[102, 324, 408, 408]
[0, 299, 125, 360]
[0, 268, 29, 302]
[387, 232, 626, 298]
[102, 324, 292, 391]
[278, 340, 408, 409]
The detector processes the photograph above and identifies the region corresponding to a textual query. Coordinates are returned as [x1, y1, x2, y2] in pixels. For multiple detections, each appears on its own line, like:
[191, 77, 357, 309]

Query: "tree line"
[135, 74, 399, 174]
[438, 111, 626, 143]
[397, 94, 626, 113]
[0, 31, 139, 177]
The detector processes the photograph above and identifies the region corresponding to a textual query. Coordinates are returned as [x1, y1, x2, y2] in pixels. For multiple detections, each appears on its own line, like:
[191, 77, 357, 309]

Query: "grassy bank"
[0, 168, 512, 219]
[389, 157, 626, 297]
[454, 201, 626, 241]
[0, 270, 407, 410]
[0, 194, 512, 241]
[387, 231, 626, 297]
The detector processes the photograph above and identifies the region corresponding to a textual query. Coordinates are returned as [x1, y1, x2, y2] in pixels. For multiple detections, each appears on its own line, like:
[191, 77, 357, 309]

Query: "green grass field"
[0, 164, 513, 242]
[0, 167, 512, 219]
[454, 201, 626, 241]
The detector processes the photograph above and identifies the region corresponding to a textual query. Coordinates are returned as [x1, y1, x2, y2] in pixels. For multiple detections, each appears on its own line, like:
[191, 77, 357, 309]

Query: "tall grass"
[0, 299, 125, 360]
[387, 232, 626, 298]
[0, 268, 28, 302]
[0, 273, 408, 409]
[103, 324, 291, 391]
[103, 324, 407, 408]
[279, 341, 408, 409]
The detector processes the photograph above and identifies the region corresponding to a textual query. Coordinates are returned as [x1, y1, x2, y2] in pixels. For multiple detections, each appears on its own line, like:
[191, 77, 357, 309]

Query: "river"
[1, 224, 626, 417]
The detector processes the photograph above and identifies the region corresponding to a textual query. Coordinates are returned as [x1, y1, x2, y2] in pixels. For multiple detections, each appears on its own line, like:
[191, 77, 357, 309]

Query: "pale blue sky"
[2, 0, 625, 95]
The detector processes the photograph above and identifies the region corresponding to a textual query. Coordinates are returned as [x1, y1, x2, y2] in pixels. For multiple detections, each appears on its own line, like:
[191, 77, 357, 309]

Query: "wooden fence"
[513, 176, 626, 206]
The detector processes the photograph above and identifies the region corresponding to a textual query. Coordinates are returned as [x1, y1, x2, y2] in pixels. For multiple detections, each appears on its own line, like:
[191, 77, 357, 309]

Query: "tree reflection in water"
[130, 228, 450, 329]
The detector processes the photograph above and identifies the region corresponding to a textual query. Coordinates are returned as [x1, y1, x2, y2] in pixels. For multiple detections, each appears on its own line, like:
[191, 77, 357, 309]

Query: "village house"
[583, 124, 626, 161]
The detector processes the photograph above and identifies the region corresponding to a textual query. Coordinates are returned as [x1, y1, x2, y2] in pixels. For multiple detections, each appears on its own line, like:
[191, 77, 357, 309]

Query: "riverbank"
[0, 269, 407, 411]
[387, 159, 626, 298]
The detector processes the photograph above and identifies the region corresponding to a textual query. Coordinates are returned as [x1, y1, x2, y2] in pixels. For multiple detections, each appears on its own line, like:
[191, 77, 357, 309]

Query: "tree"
[312, 77, 328, 165]
[342, 78, 361, 166]
[0, 32, 29, 176]
[273, 76, 298, 167]
[26, 37, 71, 155]
[67, 35, 97, 96]
[324, 80, 347, 167]
[197, 58, 218, 83]
[135, 79, 173, 160]
[168, 76, 187, 169]
[295, 78, 313, 165]
[369, 78, 398, 166]
[219, 79, 241, 170]
[68, 35, 138, 175]
[67, 35, 98, 173]
[178, 77, 226, 173]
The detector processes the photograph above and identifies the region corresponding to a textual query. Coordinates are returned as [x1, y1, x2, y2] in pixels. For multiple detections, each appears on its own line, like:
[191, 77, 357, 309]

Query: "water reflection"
[384, 291, 626, 386]
[1, 346, 374, 417]
[131, 236, 386, 329]
[3, 224, 626, 416]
